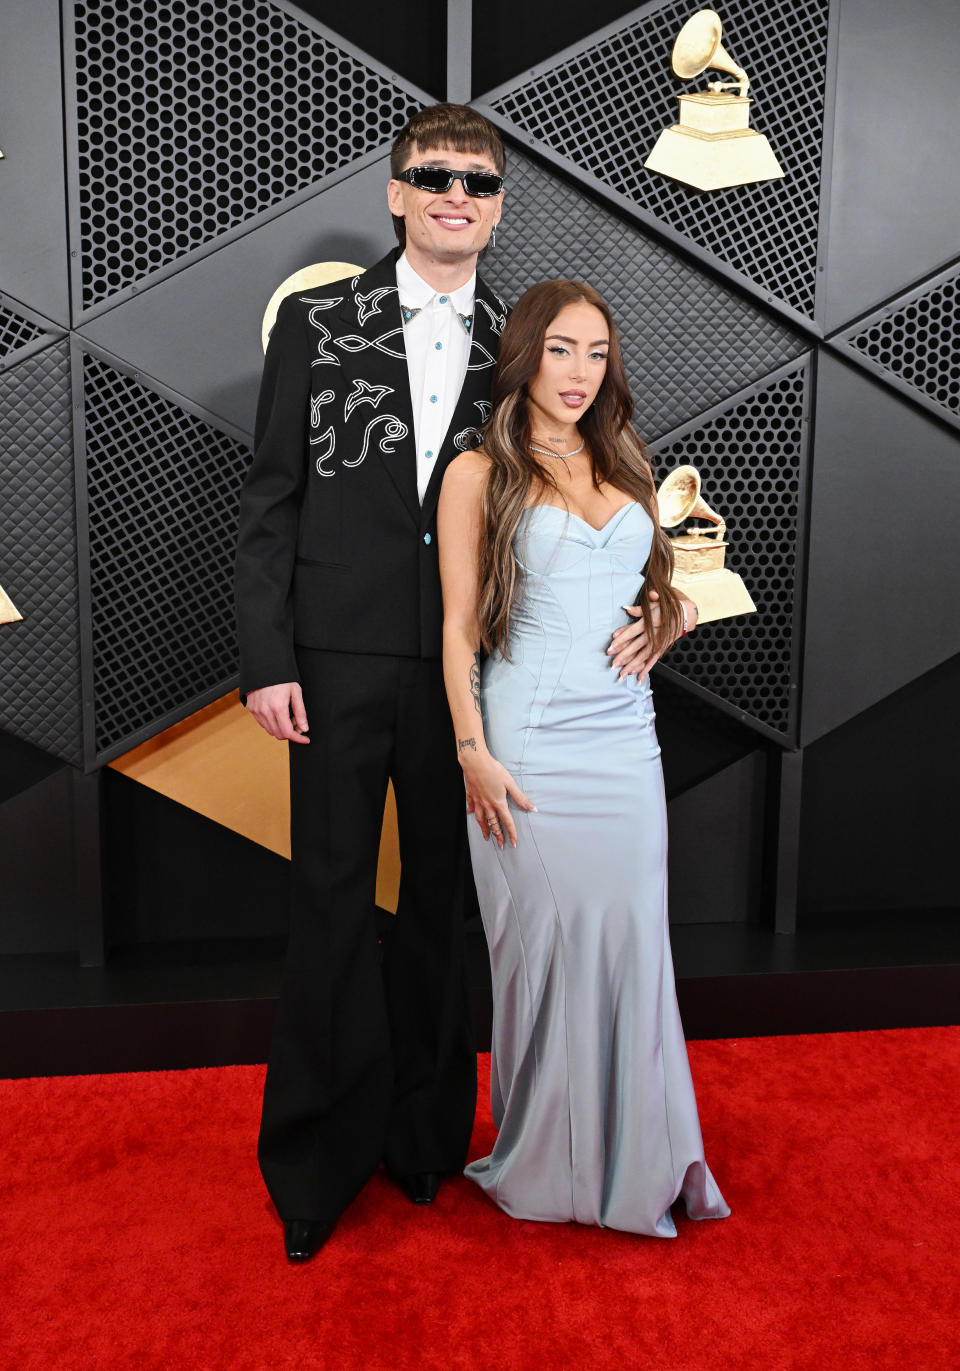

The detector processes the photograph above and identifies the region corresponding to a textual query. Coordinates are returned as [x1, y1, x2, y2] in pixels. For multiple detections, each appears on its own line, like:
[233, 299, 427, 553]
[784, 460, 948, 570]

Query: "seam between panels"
[488, 834, 539, 1215]
[520, 794, 579, 1224]
[658, 896, 679, 1197]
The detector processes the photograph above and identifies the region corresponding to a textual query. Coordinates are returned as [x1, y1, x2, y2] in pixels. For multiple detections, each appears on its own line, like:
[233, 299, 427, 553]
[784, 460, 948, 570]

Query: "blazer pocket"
[295, 556, 350, 571]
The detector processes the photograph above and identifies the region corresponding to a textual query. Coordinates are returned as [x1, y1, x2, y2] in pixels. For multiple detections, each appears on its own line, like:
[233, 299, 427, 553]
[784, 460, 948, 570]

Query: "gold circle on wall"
[261, 262, 364, 352]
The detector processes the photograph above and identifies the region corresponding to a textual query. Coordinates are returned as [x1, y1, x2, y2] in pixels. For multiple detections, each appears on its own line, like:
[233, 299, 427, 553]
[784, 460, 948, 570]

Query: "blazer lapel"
[336, 252, 420, 526]
[419, 275, 508, 525]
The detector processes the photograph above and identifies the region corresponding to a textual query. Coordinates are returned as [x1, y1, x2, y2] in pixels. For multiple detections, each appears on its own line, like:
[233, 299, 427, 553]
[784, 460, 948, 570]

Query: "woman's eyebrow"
[545, 334, 609, 346]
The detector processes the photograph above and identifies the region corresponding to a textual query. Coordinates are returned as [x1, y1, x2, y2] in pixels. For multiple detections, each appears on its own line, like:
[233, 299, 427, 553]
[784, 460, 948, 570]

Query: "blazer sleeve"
[234, 294, 313, 698]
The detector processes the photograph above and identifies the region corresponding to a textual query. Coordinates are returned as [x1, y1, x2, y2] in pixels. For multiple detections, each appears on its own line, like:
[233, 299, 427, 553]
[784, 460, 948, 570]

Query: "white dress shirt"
[396, 253, 475, 503]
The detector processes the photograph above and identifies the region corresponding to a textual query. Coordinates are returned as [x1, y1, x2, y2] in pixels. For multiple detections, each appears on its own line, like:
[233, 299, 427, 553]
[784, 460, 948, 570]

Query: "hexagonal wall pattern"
[67, 0, 423, 313]
[652, 358, 810, 741]
[832, 260, 960, 434]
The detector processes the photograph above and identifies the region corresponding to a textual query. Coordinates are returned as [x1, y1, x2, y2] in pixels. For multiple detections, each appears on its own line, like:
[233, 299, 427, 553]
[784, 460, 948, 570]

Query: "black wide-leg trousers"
[257, 648, 477, 1224]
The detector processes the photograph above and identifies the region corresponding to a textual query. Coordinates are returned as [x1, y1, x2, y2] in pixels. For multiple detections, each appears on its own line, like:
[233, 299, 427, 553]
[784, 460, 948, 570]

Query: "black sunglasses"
[396, 165, 504, 197]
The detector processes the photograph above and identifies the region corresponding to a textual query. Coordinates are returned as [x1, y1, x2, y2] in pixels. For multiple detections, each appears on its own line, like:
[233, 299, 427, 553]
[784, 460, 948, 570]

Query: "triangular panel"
[65, 0, 426, 314]
[485, 148, 806, 441]
[831, 261, 960, 435]
[0, 0, 71, 326]
[0, 341, 83, 767]
[77, 159, 397, 437]
[652, 357, 812, 742]
[801, 351, 960, 745]
[0, 295, 65, 373]
[819, 0, 960, 334]
[78, 347, 252, 762]
[483, 0, 829, 323]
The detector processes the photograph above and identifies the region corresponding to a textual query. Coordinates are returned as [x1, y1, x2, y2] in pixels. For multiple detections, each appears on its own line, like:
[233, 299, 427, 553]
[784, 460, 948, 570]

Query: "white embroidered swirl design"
[454, 427, 483, 452]
[466, 339, 496, 371]
[344, 379, 393, 423]
[301, 296, 342, 308]
[342, 414, 408, 468]
[312, 425, 337, 476]
[355, 285, 397, 326]
[308, 318, 340, 367]
[310, 391, 335, 427]
[335, 328, 406, 359]
[473, 400, 492, 422]
[477, 297, 507, 336]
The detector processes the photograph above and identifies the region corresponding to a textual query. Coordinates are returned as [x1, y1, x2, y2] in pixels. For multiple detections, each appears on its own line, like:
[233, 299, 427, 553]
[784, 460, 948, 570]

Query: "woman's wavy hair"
[477, 279, 683, 658]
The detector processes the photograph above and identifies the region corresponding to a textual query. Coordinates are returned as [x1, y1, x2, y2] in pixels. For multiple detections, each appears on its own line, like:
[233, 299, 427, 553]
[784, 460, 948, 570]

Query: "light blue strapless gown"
[465, 501, 730, 1237]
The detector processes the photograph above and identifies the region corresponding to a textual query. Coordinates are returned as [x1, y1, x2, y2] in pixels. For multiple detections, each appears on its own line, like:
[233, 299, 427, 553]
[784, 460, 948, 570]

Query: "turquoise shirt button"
[424, 533, 432, 545]
[435, 342, 443, 350]
[425, 450, 433, 459]
[439, 295, 447, 303]
[429, 394, 438, 403]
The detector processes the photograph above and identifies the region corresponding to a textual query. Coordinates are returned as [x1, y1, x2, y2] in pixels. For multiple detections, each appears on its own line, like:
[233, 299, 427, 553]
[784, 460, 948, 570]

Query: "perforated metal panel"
[0, 341, 84, 766]
[81, 353, 251, 759]
[487, 147, 805, 440]
[652, 358, 810, 739]
[0, 303, 46, 362]
[68, 0, 422, 312]
[834, 261, 960, 431]
[487, 0, 829, 321]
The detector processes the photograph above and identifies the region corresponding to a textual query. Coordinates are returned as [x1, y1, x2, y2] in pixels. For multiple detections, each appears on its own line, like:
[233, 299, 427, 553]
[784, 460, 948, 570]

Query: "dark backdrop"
[1, 0, 958, 973]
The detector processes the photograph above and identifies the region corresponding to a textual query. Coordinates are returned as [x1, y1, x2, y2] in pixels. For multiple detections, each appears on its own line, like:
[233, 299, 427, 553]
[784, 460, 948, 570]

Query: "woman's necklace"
[529, 434, 585, 459]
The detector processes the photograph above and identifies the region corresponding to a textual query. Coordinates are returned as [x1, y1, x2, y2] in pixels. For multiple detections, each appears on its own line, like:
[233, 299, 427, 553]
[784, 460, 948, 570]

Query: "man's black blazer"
[235, 250, 508, 697]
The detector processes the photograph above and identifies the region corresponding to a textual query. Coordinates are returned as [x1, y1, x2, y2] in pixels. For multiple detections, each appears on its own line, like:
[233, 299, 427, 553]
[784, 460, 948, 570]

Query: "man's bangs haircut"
[390, 105, 506, 179]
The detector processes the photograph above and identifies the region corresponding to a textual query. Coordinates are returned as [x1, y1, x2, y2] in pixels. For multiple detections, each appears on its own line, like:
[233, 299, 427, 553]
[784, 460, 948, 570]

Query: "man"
[235, 103, 508, 1262]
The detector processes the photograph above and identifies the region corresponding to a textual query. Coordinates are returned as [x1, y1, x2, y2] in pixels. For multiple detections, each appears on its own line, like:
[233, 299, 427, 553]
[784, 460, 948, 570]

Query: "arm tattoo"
[458, 737, 477, 753]
[469, 653, 482, 714]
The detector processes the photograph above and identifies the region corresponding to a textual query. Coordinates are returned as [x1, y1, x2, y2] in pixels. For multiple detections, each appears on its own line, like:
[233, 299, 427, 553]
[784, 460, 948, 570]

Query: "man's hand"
[606, 591, 698, 683]
[246, 682, 310, 742]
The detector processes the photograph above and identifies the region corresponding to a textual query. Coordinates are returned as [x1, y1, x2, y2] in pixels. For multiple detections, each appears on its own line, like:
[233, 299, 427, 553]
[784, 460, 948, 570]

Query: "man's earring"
[491, 224, 497, 249]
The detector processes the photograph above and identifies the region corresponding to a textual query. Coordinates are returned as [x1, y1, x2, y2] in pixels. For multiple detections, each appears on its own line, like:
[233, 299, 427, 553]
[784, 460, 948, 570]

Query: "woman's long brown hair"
[477, 280, 683, 657]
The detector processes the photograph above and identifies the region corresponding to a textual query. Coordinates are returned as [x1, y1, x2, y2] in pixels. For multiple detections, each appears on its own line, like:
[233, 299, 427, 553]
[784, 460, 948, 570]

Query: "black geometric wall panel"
[485, 0, 830, 323]
[80, 352, 251, 760]
[0, 301, 52, 366]
[819, 0, 960, 335]
[66, 0, 423, 313]
[652, 357, 811, 742]
[78, 157, 397, 437]
[832, 262, 960, 433]
[666, 750, 766, 923]
[0, 0, 71, 327]
[801, 351, 960, 747]
[0, 342, 84, 767]
[486, 148, 806, 441]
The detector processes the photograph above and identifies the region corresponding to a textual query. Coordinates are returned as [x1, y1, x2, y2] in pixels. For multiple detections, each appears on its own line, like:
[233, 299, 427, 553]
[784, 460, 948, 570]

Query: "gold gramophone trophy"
[644, 8, 784, 191]
[0, 581, 23, 625]
[657, 466, 756, 622]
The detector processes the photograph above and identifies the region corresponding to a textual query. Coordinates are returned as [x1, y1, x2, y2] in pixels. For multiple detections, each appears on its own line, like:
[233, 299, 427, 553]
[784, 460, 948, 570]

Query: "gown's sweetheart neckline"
[520, 500, 640, 536]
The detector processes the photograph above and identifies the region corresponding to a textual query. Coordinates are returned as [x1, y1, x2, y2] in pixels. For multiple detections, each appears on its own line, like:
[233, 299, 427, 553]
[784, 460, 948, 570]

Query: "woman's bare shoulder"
[443, 447, 492, 487]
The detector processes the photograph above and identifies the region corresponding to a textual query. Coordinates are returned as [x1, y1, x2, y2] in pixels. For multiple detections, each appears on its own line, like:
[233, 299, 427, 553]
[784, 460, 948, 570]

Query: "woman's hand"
[607, 592, 698, 683]
[459, 746, 536, 849]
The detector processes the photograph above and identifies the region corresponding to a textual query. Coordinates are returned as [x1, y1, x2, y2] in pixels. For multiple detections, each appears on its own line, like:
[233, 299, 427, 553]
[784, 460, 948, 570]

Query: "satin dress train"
[465, 501, 730, 1237]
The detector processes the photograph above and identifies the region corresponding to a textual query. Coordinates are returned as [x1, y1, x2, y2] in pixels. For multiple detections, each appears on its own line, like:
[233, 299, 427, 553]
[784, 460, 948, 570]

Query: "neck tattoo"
[530, 435, 586, 460]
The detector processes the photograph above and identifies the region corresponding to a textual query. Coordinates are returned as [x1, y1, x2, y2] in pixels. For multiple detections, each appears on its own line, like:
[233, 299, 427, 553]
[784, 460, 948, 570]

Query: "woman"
[437, 281, 729, 1237]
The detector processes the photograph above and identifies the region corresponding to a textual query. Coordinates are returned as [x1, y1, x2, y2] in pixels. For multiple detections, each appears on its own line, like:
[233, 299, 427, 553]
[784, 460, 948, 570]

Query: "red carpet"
[2, 1027, 958, 1370]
